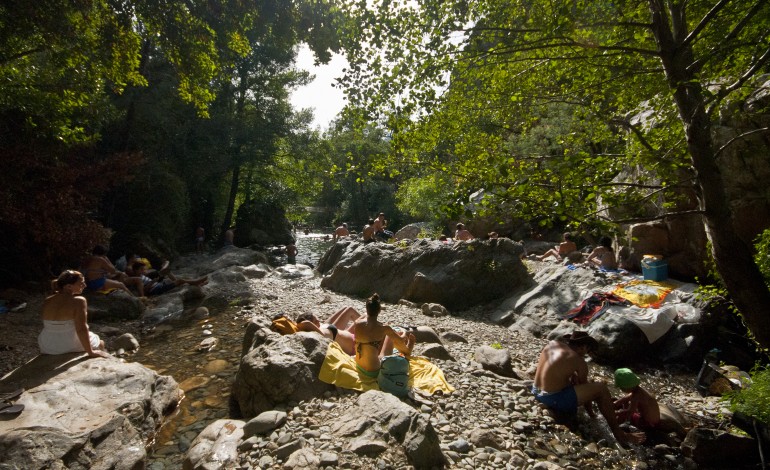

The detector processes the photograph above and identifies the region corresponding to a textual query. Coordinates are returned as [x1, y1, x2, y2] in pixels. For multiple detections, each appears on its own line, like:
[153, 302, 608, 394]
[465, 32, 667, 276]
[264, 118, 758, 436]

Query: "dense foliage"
[337, 0, 770, 347]
[727, 365, 770, 425]
[0, 0, 342, 281]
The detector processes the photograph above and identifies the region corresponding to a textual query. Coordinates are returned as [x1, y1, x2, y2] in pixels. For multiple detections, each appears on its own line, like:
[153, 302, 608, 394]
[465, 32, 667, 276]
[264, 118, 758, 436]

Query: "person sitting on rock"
[584, 236, 618, 270]
[538, 232, 577, 262]
[362, 219, 375, 243]
[454, 223, 475, 241]
[296, 306, 361, 355]
[532, 331, 645, 444]
[81, 245, 142, 296]
[352, 293, 415, 378]
[39, 270, 110, 358]
[132, 262, 208, 296]
[373, 213, 394, 241]
[333, 223, 350, 241]
[613, 368, 661, 433]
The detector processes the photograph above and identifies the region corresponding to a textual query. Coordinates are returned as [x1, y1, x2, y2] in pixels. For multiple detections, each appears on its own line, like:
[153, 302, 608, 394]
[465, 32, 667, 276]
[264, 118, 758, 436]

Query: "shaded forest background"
[2, 1, 770, 348]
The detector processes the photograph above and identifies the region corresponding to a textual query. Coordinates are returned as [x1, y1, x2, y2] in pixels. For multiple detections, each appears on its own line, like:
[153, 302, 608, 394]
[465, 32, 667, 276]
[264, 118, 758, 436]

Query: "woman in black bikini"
[352, 294, 415, 378]
[296, 306, 360, 355]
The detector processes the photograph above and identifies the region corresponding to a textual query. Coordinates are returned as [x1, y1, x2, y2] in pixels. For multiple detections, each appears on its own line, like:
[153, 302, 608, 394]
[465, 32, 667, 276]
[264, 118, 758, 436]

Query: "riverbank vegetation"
[2, 1, 769, 352]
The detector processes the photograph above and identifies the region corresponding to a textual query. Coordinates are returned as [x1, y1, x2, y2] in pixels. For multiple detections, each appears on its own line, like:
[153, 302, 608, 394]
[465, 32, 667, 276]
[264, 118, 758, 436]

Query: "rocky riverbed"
[0, 257, 743, 469]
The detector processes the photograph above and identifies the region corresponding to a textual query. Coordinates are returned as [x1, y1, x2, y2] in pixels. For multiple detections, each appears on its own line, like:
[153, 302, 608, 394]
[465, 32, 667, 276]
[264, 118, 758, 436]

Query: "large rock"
[235, 199, 295, 246]
[85, 290, 144, 321]
[317, 238, 530, 310]
[231, 325, 334, 419]
[331, 390, 446, 468]
[393, 222, 432, 240]
[0, 353, 181, 469]
[623, 217, 708, 281]
[490, 264, 713, 366]
[680, 427, 759, 467]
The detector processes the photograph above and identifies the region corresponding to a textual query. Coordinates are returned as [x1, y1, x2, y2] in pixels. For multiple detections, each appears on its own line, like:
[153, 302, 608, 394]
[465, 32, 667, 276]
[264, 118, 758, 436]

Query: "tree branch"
[681, 0, 731, 50]
[707, 44, 770, 115]
[714, 127, 770, 159]
[687, 1, 768, 73]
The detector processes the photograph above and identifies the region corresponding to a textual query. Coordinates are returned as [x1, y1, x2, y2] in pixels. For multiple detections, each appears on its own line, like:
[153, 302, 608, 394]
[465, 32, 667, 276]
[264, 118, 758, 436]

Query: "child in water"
[613, 368, 660, 431]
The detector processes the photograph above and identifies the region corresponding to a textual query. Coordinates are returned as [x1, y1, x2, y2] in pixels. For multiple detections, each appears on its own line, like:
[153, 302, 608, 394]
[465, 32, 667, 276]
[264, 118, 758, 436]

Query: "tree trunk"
[221, 164, 241, 240]
[649, 0, 770, 348]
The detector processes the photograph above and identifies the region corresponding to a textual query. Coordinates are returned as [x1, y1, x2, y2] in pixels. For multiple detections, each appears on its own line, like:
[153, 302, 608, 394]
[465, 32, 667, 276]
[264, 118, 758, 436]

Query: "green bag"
[378, 354, 409, 397]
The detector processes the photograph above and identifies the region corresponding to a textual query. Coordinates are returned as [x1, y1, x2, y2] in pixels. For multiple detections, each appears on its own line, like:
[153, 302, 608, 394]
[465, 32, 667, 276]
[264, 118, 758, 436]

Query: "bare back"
[81, 255, 114, 281]
[42, 293, 86, 322]
[534, 340, 588, 392]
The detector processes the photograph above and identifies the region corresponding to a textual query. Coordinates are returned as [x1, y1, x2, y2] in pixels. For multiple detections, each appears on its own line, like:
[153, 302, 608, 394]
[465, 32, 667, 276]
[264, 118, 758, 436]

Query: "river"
[132, 233, 334, 469]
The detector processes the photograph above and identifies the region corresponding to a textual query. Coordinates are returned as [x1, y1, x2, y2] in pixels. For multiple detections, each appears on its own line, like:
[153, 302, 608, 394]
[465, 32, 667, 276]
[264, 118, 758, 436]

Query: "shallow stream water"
[131, 234, 334, 469]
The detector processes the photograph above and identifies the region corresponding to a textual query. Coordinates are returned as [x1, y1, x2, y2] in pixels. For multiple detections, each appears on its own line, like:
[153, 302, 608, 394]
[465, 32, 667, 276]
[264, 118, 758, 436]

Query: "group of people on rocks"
[81, 245, 207, 299]
[333, 213, 395, 243]
[294, 294, 664, 446]
[294, 293, 415, 379]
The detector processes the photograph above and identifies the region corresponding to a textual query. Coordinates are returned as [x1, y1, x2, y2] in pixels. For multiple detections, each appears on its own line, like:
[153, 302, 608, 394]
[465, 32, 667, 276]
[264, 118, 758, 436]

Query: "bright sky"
[290, 45, 348, 131]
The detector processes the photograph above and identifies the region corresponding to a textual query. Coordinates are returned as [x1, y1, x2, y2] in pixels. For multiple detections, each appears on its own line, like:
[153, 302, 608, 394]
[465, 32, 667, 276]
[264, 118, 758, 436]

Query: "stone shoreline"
[0, 255, 744, 469]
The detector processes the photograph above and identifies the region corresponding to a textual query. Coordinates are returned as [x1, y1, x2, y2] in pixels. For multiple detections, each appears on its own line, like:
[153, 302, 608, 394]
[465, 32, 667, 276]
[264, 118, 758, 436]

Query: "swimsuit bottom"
[631, 412, 658, 429]
[325, 324, 338, 340]
[532, 385, 578, 415]
[356, 363, 380, 378]
[86, 276, 106, 291]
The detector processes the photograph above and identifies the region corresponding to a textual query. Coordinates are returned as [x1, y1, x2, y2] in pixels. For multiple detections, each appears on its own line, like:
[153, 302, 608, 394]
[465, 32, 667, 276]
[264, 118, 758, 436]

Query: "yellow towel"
[613, 280, 676, 308]
[318, 342, 455, 395]
[95, 287, 118, 295]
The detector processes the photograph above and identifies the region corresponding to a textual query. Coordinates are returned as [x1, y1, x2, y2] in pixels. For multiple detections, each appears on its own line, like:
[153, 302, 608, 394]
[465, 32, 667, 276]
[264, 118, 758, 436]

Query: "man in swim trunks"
[532, 331, 645, 444]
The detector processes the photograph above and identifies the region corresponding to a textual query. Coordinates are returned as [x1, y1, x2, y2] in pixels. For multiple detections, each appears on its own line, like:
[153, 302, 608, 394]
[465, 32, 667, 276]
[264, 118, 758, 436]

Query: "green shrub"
[725, 365, 770, 424]
[490, 342, 503, 350]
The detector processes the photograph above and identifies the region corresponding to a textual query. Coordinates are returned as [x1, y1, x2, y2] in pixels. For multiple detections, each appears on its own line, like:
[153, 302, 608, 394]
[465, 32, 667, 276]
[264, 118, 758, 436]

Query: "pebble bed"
[192, 271, 732, 470]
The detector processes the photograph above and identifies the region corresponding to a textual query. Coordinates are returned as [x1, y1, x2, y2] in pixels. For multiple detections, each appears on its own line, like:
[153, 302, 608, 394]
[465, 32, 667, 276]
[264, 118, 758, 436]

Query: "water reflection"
[132, 311, 245, 467]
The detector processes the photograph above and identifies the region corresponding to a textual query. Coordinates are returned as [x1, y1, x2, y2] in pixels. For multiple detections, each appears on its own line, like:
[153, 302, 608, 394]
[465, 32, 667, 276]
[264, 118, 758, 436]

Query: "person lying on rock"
[81, 245, 143, 296]
[613, 368, 661, 433]
[296, 306, 361, 355]
[39, 270, 110, 358]
[584, 236, 618, 270]
[537, 232, 577, 262]
[353, 293, 415, 378]
[132, 262, 208, 296]
[532, 331, 645, 444]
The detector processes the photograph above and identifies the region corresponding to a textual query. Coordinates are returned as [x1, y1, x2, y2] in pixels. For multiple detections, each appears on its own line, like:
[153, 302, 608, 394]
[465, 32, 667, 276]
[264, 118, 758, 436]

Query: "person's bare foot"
[192, 277, 208, 286]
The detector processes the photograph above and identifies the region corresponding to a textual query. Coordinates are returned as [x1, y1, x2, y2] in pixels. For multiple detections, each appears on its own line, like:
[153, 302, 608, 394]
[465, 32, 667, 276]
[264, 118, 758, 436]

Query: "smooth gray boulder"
[317, 238, 530, 310]
[0, 353, 181, 470]
[490, 264, 712, 365]
[331, 390, 446, 468]
[183, 419, 245, 470]
[85, 290, 144, 321]
[231, 325, 333, 419]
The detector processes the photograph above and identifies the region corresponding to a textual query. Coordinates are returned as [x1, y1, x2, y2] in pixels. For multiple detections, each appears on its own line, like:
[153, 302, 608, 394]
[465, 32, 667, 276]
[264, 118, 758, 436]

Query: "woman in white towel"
[38, 270, 109, 358]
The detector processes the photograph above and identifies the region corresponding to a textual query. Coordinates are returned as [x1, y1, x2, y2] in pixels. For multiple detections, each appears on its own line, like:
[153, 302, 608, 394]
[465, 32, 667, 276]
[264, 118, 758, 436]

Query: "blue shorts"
[149, 279, 177, 296]
[86, 277, 106, 291]
[532, 385, 578, 414]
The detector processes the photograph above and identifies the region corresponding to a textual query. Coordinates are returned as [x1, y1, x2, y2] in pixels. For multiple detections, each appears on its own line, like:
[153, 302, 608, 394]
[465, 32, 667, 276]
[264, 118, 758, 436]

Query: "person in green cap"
[614, 367, 661, 431]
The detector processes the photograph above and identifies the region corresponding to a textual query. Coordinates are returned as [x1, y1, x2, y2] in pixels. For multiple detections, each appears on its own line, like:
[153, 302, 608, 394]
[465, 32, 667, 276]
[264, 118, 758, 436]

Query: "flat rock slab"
[0, 353, 181, 469]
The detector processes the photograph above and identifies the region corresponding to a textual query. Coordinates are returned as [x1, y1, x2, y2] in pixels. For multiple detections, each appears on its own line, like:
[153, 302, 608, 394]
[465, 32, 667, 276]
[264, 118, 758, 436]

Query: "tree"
[339, 0, 770, 347]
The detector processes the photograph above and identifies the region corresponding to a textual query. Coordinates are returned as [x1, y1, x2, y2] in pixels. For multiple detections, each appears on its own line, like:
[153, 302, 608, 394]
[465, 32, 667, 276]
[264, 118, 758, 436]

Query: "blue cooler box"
[642, 258, 668, 281]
